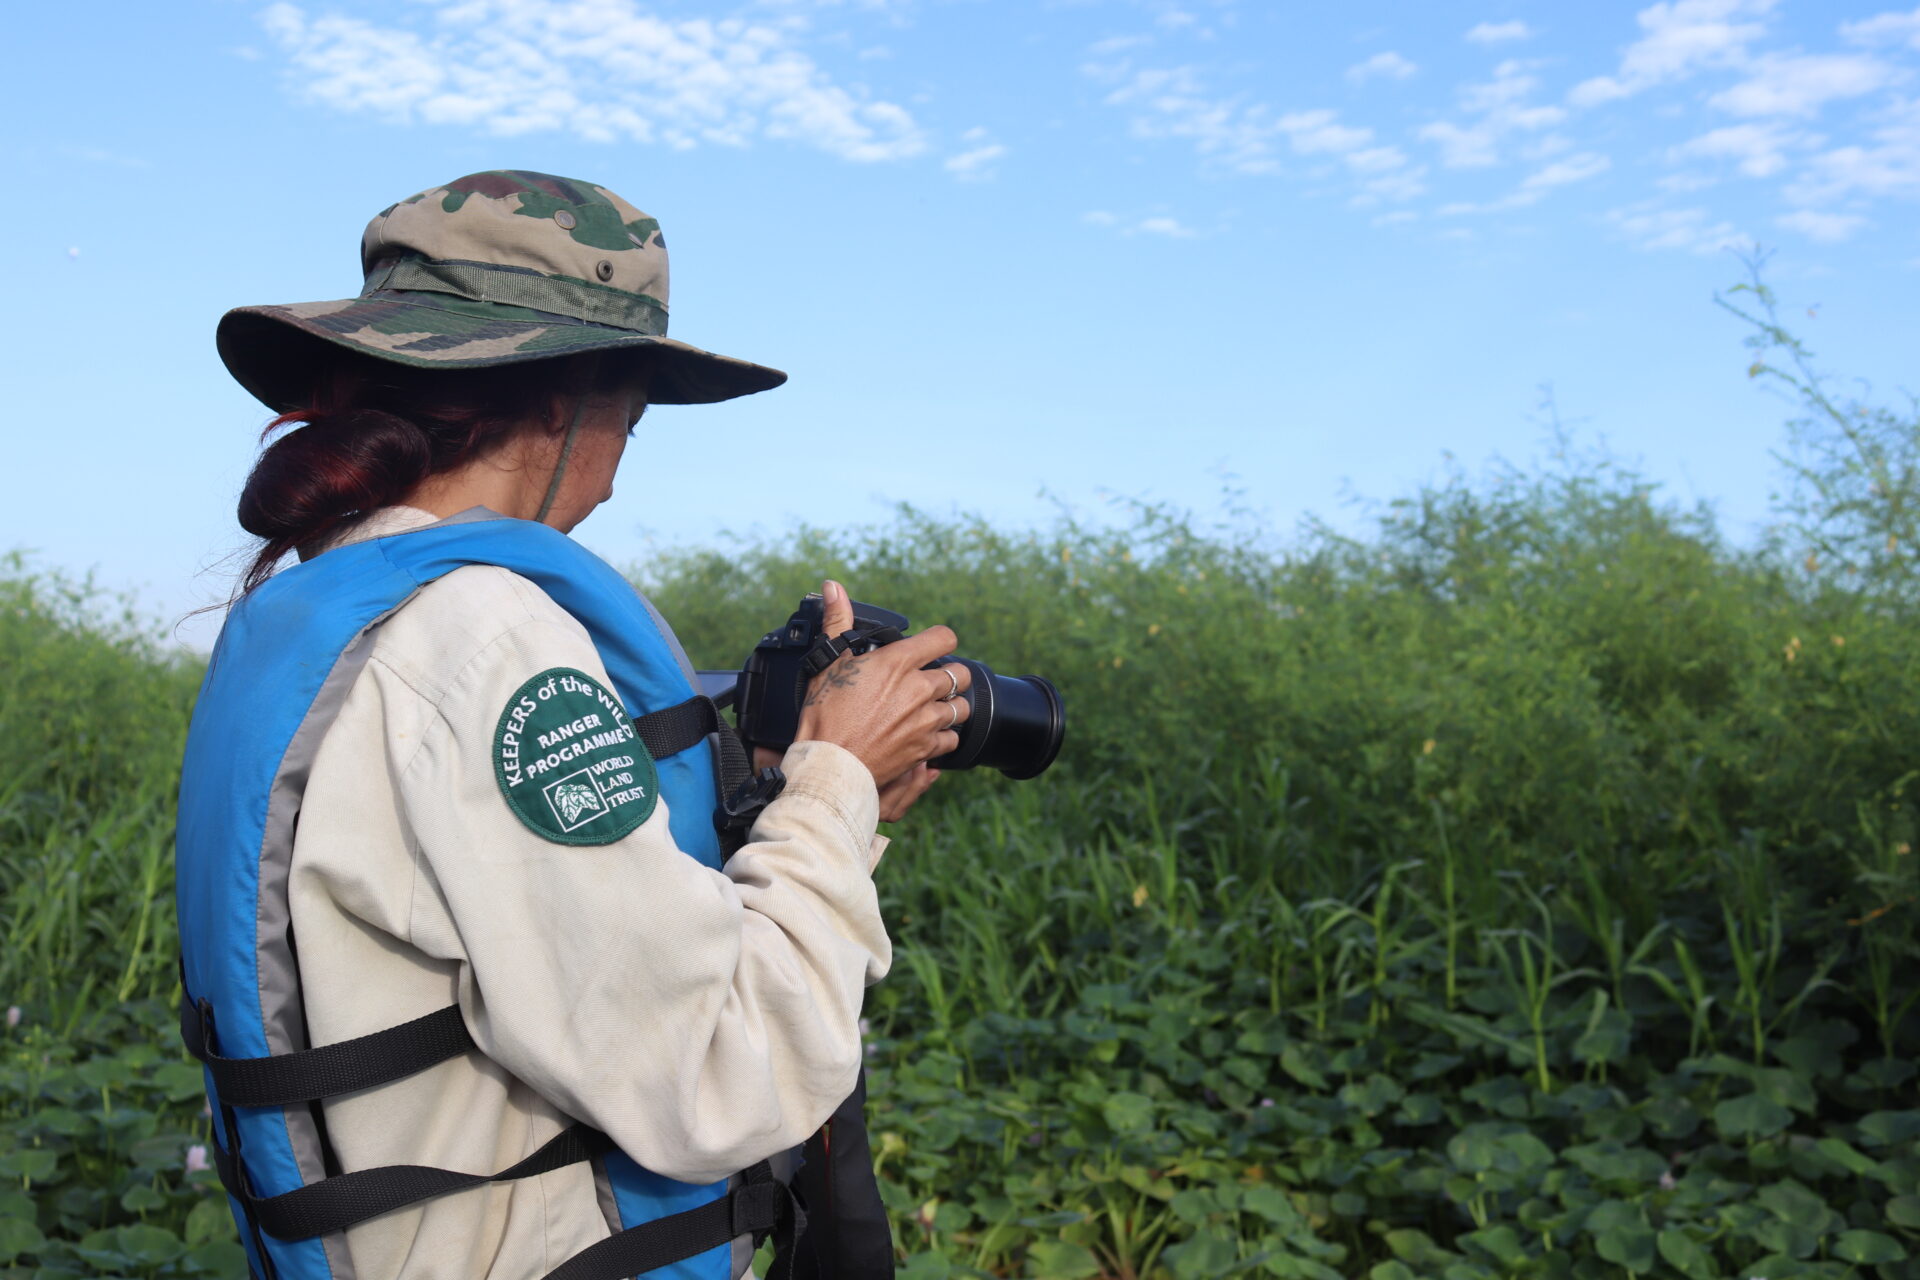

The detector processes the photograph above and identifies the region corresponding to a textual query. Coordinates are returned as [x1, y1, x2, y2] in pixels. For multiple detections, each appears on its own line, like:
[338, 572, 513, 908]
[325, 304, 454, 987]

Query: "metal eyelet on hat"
[553, 210, 578, 229]
[595, 260, 615, 282]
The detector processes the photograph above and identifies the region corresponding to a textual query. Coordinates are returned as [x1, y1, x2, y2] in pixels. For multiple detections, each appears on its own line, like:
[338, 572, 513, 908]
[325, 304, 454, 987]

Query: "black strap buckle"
[716, 766, 787, 837]
[731, 1180, 780, 1240]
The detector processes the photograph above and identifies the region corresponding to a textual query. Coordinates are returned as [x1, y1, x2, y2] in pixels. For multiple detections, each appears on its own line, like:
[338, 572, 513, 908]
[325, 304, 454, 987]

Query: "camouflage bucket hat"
[217, 170, 786, 409]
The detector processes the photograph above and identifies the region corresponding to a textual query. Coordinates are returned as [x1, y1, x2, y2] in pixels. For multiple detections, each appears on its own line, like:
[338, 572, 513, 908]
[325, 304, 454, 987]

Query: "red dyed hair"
[236, 349, 632, 595]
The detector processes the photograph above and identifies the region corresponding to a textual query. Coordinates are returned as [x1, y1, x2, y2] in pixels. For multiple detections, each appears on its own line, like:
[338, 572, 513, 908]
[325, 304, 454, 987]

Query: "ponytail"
[234, 351, 628, 596]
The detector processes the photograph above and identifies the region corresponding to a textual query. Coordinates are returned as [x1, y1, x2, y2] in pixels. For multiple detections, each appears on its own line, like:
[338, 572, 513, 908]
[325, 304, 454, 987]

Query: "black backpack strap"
[220, 1122, 612, 1240]
[628, 694, 768, 855]
[543, 1159, 803, 1280]
[181, 998, 473, 1108]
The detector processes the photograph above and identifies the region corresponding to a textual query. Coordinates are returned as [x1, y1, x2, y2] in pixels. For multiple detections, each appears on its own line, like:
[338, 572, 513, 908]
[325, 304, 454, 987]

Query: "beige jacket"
[285, 507, 891, 1279]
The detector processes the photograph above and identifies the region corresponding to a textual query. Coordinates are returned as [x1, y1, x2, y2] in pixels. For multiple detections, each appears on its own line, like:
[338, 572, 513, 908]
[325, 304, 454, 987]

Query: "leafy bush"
[3, 285, 1917, 1278]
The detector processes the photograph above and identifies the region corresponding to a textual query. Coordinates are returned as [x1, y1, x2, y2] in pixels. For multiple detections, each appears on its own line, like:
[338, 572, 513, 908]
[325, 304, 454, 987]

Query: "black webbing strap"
[208, 1129, 796, 1278]
[542, 1160, 802, 1280]
[631, 694, 724, 762]
[181, 998, 473, 1108]
[225, 1122, 613, 1241]
[629, 693, 760, 855]
[801, 626, 903, 680]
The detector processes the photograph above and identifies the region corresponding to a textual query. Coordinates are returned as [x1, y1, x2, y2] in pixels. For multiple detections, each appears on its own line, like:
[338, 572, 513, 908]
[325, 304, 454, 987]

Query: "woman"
[175, 170, 967, 1280]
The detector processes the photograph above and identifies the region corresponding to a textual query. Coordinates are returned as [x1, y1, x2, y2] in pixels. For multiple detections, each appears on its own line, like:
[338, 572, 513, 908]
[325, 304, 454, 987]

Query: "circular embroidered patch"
[493, 668, 658, 845]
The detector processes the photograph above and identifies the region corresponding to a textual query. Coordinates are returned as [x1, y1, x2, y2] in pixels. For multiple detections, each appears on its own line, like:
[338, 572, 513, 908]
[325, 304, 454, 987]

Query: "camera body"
[701, 594, 1065, 780]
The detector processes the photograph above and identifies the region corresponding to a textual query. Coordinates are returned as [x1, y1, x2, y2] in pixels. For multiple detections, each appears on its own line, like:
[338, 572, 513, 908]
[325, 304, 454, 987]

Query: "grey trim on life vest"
[256, 613, 407, 1280]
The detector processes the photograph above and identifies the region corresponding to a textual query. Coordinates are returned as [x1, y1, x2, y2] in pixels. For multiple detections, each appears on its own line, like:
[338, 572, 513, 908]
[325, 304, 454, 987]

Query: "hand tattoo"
[803, 654, 867, 706]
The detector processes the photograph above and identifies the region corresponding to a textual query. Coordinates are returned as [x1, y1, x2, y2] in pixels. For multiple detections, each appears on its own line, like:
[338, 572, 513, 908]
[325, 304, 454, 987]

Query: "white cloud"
[1347, 51, 1417, 84]
[1100, 64, 1380, 175]
[1466, 21, 1534, 43]
[1373, 210, 1418, 225]
[945, 127, 1005, 180]
[1136, 215, 1196, 237]
[1775, 209, 1868, 241]
[1276, 108, 1372, 154]
[1083, 210, 1199, 237]
[1607, 203, 1747, 252]
[259, 0, 925, 161]
[1570, 0, 1777, 107]
[1088, 34, 1152, 56]
[1787, 98, 1920, 202]
[1668, 121, 1811, 175]
[1709, 53, 1897, 117]
[1438, 151, 1610, 213]
[1843, 6, 1920, 50]
[1520, 150, 1611, 191]
[1658, 170, 1721, 191]
[1419, 60, 1566, 168]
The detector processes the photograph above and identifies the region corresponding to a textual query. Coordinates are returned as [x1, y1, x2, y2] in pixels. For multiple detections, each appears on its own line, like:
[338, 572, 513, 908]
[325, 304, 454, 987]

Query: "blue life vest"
[175, 511, 789, 1280]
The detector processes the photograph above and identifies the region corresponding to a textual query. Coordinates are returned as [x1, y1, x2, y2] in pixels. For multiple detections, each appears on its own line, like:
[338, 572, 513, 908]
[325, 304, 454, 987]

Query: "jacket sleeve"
[389, 597, 892, 1186]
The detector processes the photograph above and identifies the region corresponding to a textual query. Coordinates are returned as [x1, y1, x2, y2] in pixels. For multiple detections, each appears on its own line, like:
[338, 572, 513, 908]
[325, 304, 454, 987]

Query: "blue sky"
[7, 0, 1920, 647]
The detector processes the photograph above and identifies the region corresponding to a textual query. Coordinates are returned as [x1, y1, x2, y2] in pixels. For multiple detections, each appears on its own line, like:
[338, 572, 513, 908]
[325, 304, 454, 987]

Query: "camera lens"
[928, 659, 1065, 779]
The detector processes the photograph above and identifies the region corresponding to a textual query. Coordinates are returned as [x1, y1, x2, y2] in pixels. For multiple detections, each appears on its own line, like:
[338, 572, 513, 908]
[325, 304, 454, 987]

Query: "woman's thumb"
[821, 579, 854, 637]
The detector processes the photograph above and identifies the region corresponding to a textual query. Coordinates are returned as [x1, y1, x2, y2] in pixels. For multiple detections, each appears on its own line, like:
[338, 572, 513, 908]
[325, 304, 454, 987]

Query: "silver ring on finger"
[938, 665, 961, 701]
[946, 699, 961, 730]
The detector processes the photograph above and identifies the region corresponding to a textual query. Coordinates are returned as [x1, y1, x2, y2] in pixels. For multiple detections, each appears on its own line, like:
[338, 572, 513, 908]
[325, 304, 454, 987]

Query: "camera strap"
[801, 625, 904, 680]
[623, 693, 773, 856]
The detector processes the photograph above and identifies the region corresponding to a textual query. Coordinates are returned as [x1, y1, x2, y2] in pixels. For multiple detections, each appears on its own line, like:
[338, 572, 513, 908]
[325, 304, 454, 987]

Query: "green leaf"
[1656, 1228, 1714, 1280]
[1368, 1265, 1417, 1280]
[183, 1238, 249, 1277]
[1394, 1093, 1445, 1125]
[185, 1198, 234, 1247]
[1770, 1034, 1842, 1079]
[1756, 1179, 1832, 1231]
[1572, 1008, 1632, 1065]
[1859, 1110, 1920, 1148]
[1886, 1195, 1920, 1229]
[1565, 1141, 1666, 1185]
[0, 1149, 57, 1181]
[1241, 1186, 1301, 1227]
[1593, 1223, 1656, 1273]
[0, 1215, 48, 1264]
[932, 1201, 972, 1233]
[1384, 1229, 1457, 1267]
[901, 1250, 954, 1280]
[1162, 1229, 1239, 1279]
[1101, 1091, 1154, 1133]
[33, 1107, 89, 1136]
[1024, 1239, 1099, 1279]
[1832, 1230, 1907, 1264]
[1459, 1225, 1528, 1268]
[1170, 1188, 1219, 1225]
[1280, 1043, 1330, 1091]
[119, 1183, 166, 1213]
[156, 1061, 211, 1102]
[1713, 1091, 1793, 1141]
[114, 1223, 185, 1266]
[1812, 1136, 1881, 1177]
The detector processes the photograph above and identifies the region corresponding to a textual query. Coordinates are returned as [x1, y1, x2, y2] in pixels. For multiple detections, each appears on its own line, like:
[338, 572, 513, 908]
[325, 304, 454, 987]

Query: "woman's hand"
[752, 738, 943, 822]
[875, 761, 941, 823]
[794, 579, 973, 788]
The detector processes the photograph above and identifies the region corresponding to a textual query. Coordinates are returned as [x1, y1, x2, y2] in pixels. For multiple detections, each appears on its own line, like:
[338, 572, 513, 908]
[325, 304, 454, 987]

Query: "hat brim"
[218, 289, 786, 411]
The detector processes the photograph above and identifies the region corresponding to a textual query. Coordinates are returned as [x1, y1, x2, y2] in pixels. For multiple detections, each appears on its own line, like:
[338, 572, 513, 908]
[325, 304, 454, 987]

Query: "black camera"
[697, 594, 1065, 779]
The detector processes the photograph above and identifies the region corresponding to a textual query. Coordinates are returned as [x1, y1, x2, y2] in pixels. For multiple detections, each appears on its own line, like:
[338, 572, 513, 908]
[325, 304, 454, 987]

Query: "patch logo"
[493, 668, 658, 845]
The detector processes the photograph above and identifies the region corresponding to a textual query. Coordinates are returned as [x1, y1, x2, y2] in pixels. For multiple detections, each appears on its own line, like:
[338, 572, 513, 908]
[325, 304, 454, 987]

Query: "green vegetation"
[3, 280, 1917, 1278]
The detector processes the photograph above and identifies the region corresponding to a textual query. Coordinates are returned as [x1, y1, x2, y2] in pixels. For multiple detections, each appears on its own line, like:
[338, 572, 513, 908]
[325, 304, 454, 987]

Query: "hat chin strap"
[534, 390, 591, 526]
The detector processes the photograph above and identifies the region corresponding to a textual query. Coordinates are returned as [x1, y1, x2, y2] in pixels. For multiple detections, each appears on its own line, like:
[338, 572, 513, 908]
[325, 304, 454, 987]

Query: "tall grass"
[0, 559, 199, 1033]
